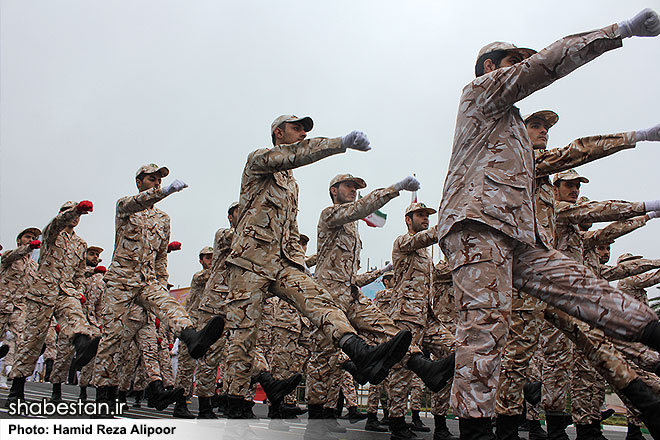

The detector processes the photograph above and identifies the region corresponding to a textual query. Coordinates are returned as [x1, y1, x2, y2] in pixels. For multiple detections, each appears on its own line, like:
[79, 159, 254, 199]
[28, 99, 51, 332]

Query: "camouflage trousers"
[157, 341, 174, 387]
[495, 293, 545, 416]
[118, 340, 141, 392]
[341, 371, 359, 408]
[174, 342, 196, 396]
[50, 332, 75, 384]
[525, 346, 544, 421]
[116, 312, 162, 388]
[440, 221, 658, 419]
[270, 326, 310, 405]
[389, 320, 424, 417]
[424, 319, 456, 417]
[224, 263, 357, 399]
[366, 379, 389, 414]
[92, 280, 192, 387]
[43, 319, 58, 361]
[11, 294, 91, 379]
[410, 374, 424, 411]
[0, 302, 26, 370]
[540, 324, 573, 413]
[306, 288, 411, 407]
[611, 338, 660, 371]
[195, 309, 228, 398]
[571, 346, 606, 424]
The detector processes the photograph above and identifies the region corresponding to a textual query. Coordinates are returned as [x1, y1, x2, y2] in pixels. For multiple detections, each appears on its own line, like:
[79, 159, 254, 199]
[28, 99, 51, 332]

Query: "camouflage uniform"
[388, 224, 437, 418]
[498, 131, 639, 417]
[0, 244, 37, 371]
[366, 287, 393, 414]
[79, 269, 105, 387]
[11, 207, 92, 379]
[116, 304, 162, 389]
[194, 228, 232, 399]
[156, 318, 175, 387]
[225, 141, 400, 398]
[93, 187, 193, 386]
[43, 318, 59, 363]
[436, 24, 658, 418]
[173, 267, 209, 394]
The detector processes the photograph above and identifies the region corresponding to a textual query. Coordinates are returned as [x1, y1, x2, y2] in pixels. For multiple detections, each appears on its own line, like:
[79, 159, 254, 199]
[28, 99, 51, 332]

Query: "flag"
[359, 193, 387, 228]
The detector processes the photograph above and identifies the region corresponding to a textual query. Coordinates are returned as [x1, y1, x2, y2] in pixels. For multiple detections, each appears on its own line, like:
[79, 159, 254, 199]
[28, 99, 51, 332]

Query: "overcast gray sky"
[1, 0, 659, 299]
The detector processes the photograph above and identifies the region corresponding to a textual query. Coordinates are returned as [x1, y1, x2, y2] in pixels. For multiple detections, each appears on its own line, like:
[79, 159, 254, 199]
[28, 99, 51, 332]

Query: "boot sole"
[365, 330, 412, 385]
[153, 388, 185, 411]
[189, 316, 225, 359]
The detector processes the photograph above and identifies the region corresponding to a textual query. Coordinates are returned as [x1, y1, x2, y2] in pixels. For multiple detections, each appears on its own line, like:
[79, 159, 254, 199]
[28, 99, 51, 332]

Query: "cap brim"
[155, 167, 169, 178]
[19, 227, 42, 239]
[408, 207, 438, 216]
[524, 110, 559, 128]
[87, 246, 104, 253]
[291, 116, 313, 132]
[343, 177, 367, 190]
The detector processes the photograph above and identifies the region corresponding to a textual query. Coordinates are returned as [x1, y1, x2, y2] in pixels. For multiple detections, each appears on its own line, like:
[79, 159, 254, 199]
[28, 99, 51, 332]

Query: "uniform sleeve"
[155, 220, 170, 285]
[536, 132, 636, 178]
[481, 24, 622, 116]
[43, 208, 83, 244]
[557, 200, 645, 225]
[621, 268, 660, 290]
[247, 137, 346, 174]
[395, 226, 439, 253]
[602, 259, 660, 282]
[354, 267, 385, 287]
[116, 188, 167, 218]
[305, 253, 317, 268]
[322, 187, 400, 228]
[0, 244, 32, 267]
[582, 215, 647, 248]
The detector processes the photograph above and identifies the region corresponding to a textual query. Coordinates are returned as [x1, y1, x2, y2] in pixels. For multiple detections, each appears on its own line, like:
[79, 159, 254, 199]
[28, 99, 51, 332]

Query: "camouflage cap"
[524, 110, 559, 129]
[617, 253, 643, 264]
[199, 246, 214, 256]
[299, 234, 310, 245]
[17, 227, 41, 241]
[228, 201, 240, 215]
[270, 115, 314, 134]
[552, 169, 589, 185]
[135, 163, 169, 179]
[477, 42, 537, 63]
[382, 271, 394, 279]
[87, 246, 104, 254]
[405, 202, 437, 216]
[60, 201, 77, 211]
[329, 173, 367, 190]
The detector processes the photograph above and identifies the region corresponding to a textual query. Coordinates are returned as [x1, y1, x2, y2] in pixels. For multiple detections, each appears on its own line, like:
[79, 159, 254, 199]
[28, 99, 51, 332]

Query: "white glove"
[342, 131, 371, 151]
[619, 8, 660, 38]
[382, 263, 394, 272]
[648, 211, 660, 219]
[644, 200, 660, 212]
[636, 124, 660, 142]
[394, 176, 421, 192]
[162, 179, 189, 196]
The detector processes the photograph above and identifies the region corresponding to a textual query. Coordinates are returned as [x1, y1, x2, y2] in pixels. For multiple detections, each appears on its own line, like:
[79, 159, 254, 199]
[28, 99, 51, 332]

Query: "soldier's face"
[334, 181, 359, 204]
[596, 244, 611, 264]
[483, 53, 524, 74]
[407, 211, 430, 232]
[137, 174, 162, 192]
[228, 211, 238, 228]
[200, 254, 213, 270]
[86, 250, 100, 267]
[18, 232, 36, 246]
[554, 180, 580, 203]
[300, 242, 308, 254]
[68, 216, 80, 228]
[275, 122, 307, 145]
[526, 119, 549, 149]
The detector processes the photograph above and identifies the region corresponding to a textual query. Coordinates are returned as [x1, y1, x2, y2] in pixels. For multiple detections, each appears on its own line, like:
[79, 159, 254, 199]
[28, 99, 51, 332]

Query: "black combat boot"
[366, 412, 388, 432]
[591, 419, 609, 440]
[44, 359, 54, 382]
[545, 413, 571, 440]
[496, 414, 522, 440]
[407, 352, 455, 392]
[172, 395, 195, 418]
[197, 396, 217, 419]
[620, 378, 660, 439]
[72, 334, 101, 370]
[50, 383, 64, 404]
[226, 395, 255, 419]
[79, 386, 88, 402]
[0, 344, 8, 359]
[640, 321, 660, 352]
[252, 372, 302, 405]
[4, 376, 26, 409]
[528, 420, 547, 440]
[341, 360, 368, 384]
[390, 416, 418, 439]
[459, 417, 494, 440]
[335, 391, 345, 418]
[347, 406, 368, 423]
[411, 409, 431, 432]
[523, 382, 542, 406]
[133, 390, 143, 408]
[279, 402, 306, 418]
[323, 406, 347, 433]
[625, 423, 644, 440]
[575, 423, 595, 440]
[146, 380, 184, 411]
[381, 408, 391, 426]
[340, 330, 412, 385]
[179, 316, 225, 359]
[117, 390, 127, 404]
[433, 415, 457, 440]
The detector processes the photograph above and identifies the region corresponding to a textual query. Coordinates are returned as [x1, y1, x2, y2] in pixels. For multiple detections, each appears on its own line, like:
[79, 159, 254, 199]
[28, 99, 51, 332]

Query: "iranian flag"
[359, 193, 387, 228]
